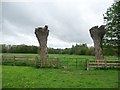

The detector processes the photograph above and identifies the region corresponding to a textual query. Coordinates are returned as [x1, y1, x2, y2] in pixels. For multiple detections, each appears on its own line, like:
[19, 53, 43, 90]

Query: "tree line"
[0, 44, 117, 56]
[48, 44, 95, 55]
[1, 44, 38, 54]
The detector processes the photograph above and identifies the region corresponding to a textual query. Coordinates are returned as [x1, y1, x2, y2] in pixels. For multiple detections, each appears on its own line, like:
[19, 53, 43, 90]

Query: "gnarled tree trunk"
[89, 25, 105, 61]
[35, 25, 49, 67]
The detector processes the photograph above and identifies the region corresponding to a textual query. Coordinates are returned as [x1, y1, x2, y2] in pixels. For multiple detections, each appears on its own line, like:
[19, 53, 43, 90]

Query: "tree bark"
[89, 25, 105, 61]
[35, 25, 49, 67]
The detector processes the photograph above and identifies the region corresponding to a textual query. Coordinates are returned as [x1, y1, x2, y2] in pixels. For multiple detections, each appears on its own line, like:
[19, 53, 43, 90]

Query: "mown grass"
[2, 53, 119, 88]
[2, 65, 118, 88]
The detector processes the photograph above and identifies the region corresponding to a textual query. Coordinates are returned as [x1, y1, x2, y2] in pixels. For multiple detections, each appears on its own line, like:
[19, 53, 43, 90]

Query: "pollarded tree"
[89, 25, 106, 61]
[35, 25, 49, 67]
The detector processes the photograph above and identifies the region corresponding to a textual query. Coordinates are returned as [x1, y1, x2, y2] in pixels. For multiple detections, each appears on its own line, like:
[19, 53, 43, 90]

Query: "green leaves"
[103, 1, 120, 47]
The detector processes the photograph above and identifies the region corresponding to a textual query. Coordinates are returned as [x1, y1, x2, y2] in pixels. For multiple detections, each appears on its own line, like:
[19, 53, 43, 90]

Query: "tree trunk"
[35, 25, 49, 67]
[89, 25, 105, 61]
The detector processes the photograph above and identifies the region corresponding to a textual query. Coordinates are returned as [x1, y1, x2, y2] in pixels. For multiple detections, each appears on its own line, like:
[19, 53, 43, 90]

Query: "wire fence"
[59, 58, 87, 70]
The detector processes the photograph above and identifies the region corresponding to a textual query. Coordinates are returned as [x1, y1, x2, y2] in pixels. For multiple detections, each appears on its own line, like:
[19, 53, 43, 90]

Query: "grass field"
[2, 53, 119, 88]
[2, 65, 118, 88]
[2, 53, 119, 60]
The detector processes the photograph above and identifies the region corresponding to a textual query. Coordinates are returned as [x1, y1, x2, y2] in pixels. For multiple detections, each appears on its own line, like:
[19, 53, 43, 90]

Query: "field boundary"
[2, 55, 86, 70]
[2, 55, 119, 70]
[87, 60, 120, 70]
[2, 55, 36, 66]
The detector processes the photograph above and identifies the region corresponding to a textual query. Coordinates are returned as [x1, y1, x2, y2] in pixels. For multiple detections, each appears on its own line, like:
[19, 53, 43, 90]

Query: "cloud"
[1, 0, 113, 48]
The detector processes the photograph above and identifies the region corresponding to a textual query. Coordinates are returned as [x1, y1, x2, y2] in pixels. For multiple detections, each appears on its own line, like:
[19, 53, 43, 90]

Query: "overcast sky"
[1, 0, 113, 48]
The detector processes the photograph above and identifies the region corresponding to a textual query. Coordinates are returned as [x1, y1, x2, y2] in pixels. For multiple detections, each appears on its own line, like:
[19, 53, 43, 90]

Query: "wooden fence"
[2, 56, 86, 70]
[87, 60, 120, 70]
[35, 57, 61, 68]
[2, 56, 36, 66]
[3, 55, 119, 70]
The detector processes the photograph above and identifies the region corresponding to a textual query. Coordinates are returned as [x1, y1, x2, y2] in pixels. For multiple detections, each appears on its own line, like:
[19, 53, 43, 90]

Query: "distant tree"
[103, 45, 117, 56]
[0, 44, 2, 53]
[1, 44, 7, 53]
[1, 44, 117, 56]
[86, 47, 95, 56]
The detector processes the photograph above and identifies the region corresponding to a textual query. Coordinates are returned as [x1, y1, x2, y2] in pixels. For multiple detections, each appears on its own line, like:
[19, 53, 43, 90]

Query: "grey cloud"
[2, 0, 113, 48]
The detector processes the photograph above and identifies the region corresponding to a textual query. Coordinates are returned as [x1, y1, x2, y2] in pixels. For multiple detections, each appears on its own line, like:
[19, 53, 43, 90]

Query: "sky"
[1, 0, 114, 48]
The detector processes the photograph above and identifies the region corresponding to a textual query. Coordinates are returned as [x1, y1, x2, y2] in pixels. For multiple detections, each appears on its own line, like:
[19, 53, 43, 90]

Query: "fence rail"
[87, 60, 120, 70]
[2, 55, 86, 70]
[2, 55, 119, 70]
[2, 55, 36, 66]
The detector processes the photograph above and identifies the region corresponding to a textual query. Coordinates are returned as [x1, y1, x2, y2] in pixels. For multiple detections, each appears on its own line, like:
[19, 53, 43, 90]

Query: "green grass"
[2, 53, 119, 88]
[2, 53, 37, 57]
[2, 53, 118, 60]
[2, 65, 118, 88]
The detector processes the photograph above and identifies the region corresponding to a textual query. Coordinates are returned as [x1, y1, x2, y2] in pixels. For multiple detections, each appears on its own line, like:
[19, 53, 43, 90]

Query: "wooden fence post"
[86, 59, 89, 70]
[35, 56, 37, 67]
[1, 55, 3, 65]
[76, 58, 77, 69]
[56, 58, 59, 68]
[67, 58, 68, 69]
[2, 55, 4, 60]
[13, 56, 15, 66]
[104, 60, 107, 69]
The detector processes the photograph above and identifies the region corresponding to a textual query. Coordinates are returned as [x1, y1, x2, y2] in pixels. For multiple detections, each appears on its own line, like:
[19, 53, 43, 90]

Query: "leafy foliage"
[1, 43, 117, 56]
[103, 1, 120, 47]
[48, 43, 95, 56]
[0, 44, 38, 53]
[1, 43, 94, 55]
